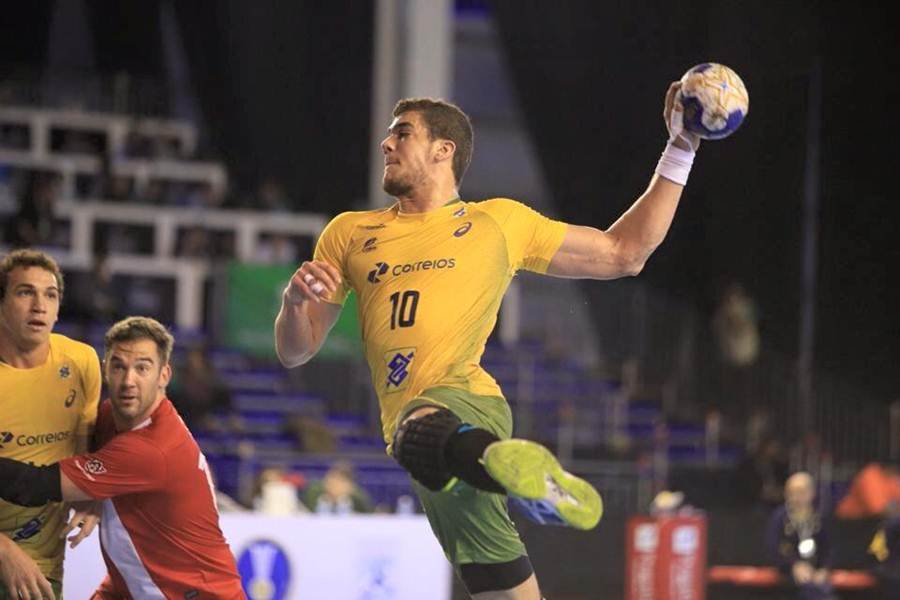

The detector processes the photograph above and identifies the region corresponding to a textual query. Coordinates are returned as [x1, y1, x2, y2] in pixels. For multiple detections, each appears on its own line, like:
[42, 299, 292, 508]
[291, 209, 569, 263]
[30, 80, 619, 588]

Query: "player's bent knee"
[393, 407, 461, 491]
[460, 556, 535, 595]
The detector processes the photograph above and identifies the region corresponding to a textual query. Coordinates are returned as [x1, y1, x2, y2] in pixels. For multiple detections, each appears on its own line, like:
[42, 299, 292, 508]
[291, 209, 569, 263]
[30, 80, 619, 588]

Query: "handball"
[678, 63, 749, 140]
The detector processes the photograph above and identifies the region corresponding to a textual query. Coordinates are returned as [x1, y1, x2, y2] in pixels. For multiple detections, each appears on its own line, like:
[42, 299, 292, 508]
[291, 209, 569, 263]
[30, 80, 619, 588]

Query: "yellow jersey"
[315, 198, 567, 442]
[0, 333, 101, 580]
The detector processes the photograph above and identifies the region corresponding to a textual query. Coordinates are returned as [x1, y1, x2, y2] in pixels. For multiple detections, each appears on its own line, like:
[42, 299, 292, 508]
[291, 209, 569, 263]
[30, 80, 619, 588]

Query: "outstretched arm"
[547, 81, 698, 280]
[0, 458, 92, 506]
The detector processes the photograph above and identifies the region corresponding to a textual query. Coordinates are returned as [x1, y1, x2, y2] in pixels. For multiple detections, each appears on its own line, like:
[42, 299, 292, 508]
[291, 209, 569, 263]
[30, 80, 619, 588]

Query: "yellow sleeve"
[482, 198, 568, 273]
[77, 346, 101, 438]
[312, 212, 356, 305]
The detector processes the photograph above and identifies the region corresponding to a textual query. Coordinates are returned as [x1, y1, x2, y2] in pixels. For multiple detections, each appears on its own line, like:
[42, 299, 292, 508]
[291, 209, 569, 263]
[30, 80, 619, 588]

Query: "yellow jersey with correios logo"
[314, 198, 567, 443]
[0, 333, 101, 581]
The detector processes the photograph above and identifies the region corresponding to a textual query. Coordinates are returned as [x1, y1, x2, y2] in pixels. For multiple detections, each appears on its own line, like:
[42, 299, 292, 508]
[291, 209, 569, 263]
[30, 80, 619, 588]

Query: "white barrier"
[62, 513, 452, 599]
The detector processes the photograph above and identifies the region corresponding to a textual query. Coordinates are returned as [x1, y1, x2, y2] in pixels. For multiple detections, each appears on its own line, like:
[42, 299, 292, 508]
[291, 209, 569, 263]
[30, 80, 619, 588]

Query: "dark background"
[2, 0, 897, 403]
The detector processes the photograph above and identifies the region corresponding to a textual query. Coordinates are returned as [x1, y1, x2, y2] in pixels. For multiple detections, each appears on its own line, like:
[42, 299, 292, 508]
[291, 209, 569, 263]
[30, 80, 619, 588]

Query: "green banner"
[224, 263, 361, 359]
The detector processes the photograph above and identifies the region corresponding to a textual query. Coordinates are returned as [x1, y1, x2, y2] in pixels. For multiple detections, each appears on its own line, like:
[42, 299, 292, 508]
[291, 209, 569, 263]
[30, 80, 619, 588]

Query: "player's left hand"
[62, 501, 101, 548]
[663, 81, 701, 152]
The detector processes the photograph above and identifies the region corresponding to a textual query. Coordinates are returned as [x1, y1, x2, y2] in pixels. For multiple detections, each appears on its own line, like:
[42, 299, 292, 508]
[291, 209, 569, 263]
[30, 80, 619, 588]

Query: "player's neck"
[0, 336, 50, 368]
[396, 182, 459, 215]
[113, 395, 165, 432]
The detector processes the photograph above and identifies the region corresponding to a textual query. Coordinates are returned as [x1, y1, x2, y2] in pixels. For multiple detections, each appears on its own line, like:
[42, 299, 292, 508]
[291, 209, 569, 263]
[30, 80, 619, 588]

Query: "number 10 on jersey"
[389, 290, 419, 329]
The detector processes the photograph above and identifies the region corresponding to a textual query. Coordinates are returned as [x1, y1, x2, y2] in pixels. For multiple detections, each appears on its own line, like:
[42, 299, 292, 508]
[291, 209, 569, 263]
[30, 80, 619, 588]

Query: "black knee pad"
[459, 556, 534, 594]
[393, 408, 462, 491]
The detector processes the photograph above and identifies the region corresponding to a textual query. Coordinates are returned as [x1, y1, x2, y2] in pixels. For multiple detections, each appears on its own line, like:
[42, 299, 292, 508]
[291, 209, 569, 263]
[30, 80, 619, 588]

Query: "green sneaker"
[482, 439, 603, 530]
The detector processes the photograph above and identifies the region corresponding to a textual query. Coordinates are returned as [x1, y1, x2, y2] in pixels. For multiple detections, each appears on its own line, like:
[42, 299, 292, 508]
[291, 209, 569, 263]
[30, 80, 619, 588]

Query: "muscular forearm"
[0, 458, 61, 506]
[604, 174, 684, 271]
[274, 295, 319, 367]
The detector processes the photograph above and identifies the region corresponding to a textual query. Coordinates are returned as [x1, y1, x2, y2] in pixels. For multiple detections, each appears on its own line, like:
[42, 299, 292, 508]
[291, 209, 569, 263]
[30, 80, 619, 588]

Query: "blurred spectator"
[104, 223, 142, 254]
[836, 462, 900, 520]
[4, 171, 61, 247]
[713, 281, 760, 367]
[177, 225, 213, 258]
[302, 460, 374, 514]
[767, 472, 837, 599]
[869, 500, 900, 598]
[790, 433, 827, 480]
[178, 182, 223, 209]
[70, 252, 120, 323]
[168, 345, 240, 434]
[257, 177, 291, 212]
[711, 281, 761, 422]
[284, 415, 338, 453]
[140, 179, 168, 205]
[104, 174, 136, 202]
[253, 468, 307, 515]
[255, 233, 298, 265]
[738, 438, 790, 508]
[746, 407, 773, 454]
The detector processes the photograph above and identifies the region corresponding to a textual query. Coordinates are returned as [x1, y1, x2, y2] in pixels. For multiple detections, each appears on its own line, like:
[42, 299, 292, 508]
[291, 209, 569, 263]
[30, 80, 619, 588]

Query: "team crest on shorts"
[384, 348, 416, 392]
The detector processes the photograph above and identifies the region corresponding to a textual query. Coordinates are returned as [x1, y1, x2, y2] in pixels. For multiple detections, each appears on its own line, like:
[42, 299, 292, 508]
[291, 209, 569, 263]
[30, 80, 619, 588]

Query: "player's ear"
[159, 363, 172, 389]
[433, 139, 455, 164]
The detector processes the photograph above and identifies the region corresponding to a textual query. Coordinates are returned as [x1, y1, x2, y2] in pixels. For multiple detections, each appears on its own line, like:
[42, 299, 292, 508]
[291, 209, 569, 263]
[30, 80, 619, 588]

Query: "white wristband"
[655, 142, 695, 186]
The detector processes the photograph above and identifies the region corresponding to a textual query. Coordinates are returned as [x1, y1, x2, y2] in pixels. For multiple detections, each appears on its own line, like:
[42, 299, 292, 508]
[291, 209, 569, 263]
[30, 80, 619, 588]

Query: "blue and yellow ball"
[679, 63, 749, 140]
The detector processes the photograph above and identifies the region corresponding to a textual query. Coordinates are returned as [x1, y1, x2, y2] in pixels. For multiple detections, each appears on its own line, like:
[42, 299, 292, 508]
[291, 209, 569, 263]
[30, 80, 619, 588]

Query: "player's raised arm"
[274, 260, 344, 367]
[546, 81, 698, 280]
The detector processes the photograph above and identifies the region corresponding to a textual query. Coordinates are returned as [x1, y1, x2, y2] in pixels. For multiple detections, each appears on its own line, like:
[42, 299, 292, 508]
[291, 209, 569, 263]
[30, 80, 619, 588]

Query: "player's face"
[105, 338, 172, 429]
[381, 111, 437, 198]
[0, 266, 60, 352]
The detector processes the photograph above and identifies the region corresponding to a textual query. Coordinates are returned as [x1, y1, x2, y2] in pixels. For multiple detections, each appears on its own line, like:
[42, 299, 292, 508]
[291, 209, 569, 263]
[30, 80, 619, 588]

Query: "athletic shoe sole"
[482, 439, 603, 530]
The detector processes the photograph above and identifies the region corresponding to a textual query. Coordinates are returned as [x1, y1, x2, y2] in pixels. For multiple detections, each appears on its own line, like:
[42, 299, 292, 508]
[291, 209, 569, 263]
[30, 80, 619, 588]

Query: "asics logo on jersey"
[367, 262, 390, 283]
[362, 237, 378, 252]
[453, 206, 466, 217]
[0, 430, 71, 448]
[453, 222, 472, 237]
[65, 388, 76, 408]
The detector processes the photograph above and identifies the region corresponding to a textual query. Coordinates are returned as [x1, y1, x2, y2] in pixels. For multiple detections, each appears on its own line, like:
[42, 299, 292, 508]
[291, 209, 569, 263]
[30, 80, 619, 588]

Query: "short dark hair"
[393, 98, 474, 186]
[0, 249, 64, 300]
[104, 316, 175, 365]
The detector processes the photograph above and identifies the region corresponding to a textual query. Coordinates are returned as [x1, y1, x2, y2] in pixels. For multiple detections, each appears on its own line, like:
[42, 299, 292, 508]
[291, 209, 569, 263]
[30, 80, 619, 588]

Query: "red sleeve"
[59, 433, 167, 499]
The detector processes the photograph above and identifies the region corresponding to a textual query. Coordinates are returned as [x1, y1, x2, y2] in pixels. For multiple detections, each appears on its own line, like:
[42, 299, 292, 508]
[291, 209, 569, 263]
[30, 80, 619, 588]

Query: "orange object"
[836, 463, 900, 519]
[707, 566, 876, 589]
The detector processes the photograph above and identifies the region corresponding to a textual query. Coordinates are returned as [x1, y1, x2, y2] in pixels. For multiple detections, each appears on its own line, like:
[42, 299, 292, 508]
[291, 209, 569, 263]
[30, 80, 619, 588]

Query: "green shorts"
[398, 386, 527, 567]
[0, 578, 63, 599]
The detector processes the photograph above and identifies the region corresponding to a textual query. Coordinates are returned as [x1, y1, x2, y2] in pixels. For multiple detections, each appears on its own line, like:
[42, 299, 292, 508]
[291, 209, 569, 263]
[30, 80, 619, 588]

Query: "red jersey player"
[0, 316, 243, 599]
